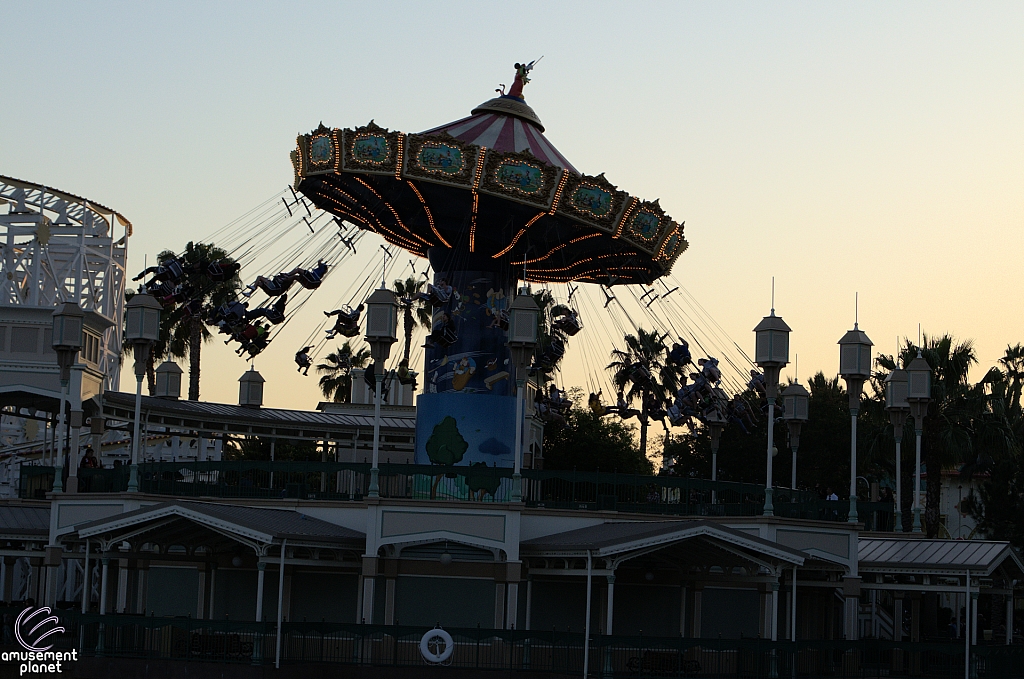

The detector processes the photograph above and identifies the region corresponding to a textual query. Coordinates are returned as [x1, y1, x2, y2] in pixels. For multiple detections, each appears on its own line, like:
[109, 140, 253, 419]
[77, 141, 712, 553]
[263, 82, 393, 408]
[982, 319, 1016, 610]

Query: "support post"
[791, 568, 797, 641]
[53, 386, 67, 493]
[965, 570, 971, 679]
[368, 371, 383, 497]
[583, 551, 592, 679]
[692, 587, 703, 638]
[128, 371, 144, 492]
[849, 409, 858, 523]
[361, 557, 377, 623]
[1006, 590, 1014, 645]
[912, 426, 923, 533]
[894, 593, 904, 641]
[894, 434, 904, 531]
[525, 577, 533, 630]
[764, 399, 775, 516]
[605, 574, 615, 635]
[255, 562, 266, 621]
[80, 546, 90, 613]
[275, 539, 286, 669]
[512, 379, 525, 501]
[99, 557, 109, 615]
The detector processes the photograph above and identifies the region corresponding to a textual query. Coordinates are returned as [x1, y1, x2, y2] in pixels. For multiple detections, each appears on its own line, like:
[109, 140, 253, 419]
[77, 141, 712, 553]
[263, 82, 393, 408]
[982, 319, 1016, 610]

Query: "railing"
[17, 461, 894, 528]
[45, 614, 1024, 678]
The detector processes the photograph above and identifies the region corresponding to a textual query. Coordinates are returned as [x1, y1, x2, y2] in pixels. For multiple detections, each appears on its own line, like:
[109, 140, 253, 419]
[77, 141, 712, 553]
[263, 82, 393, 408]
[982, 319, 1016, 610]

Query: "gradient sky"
[3, 1, 1022, 409]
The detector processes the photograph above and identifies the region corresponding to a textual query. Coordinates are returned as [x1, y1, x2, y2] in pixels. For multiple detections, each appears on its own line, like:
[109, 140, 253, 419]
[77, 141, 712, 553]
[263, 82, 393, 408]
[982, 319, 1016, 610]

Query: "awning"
[858, 537, 1024, 578]
[73, 500, 365, 553]
[523, 520, 807, 572]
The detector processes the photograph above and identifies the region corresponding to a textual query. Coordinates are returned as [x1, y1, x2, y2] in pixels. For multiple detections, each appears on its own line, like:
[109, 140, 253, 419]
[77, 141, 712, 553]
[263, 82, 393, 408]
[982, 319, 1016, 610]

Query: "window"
[10, 327, 39, 353]
[82, 331, 101, 365]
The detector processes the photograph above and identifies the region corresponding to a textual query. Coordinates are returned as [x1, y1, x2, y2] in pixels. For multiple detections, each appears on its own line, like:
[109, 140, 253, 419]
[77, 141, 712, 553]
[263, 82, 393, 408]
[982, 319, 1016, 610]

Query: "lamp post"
[906, 349, 932, 533]
[51, 302, 84, 493]
[506, 288, 539, 503]
[363, 287, 398, 498]
[838, 323, 872, 523]
[753, 309, 791, 516]
[782, 381, 809, 496]
[706, 387, 728, 505]
[884, 365, 910, 531]
[124, 291, 162, 492]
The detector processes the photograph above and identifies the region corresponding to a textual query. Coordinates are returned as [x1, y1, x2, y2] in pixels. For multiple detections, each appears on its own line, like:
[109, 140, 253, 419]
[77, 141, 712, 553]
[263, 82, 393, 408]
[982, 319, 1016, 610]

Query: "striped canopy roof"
[420, 96, 578, 174]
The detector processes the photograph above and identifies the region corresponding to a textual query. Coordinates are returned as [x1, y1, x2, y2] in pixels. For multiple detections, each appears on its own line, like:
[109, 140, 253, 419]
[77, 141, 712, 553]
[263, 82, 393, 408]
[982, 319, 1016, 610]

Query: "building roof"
[75, 500, 364, 548]
[523, 520, 806, 566]
[0, 504, 50, 538]
[858, 538, 1024, 577]
[102, 391, 415, 440]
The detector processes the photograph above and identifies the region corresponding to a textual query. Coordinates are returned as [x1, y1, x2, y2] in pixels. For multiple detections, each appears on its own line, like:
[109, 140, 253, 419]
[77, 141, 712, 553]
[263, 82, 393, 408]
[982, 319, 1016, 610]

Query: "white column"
[605, 575, 615, 635]
[894, 594, 904, 641]
[771, 582, 780, 641]
[583, 552, 593, 679]
[99, 557, 109, 615]
[494, 582, 506, 629]
[196, 568, 206, 619]
[361, 574, 376, 623]
[80, 547, 90, 613]
[971, 589, 979, 646]
[255, 562, 266, 622]
[680, 585, 688, 637]
[116, 559, 129, 613]
[1007, 593, 1014, 645]
[506, 582, 519, 629]
[384, 578, 396, 625]
[692, 588, 703, 638]
[525, 577, 533, 631]
[208, 566, 216, 619]
[791, 568, 798, 641]
[136, 564, 148, 614]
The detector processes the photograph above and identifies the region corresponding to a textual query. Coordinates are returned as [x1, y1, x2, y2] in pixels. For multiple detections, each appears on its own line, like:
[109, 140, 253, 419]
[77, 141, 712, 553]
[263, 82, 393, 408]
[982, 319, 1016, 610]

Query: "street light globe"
[884, 367, 909, 412]
[906, 351, 932, 402]
[125, 291, 162, 343]
[364, 287, 399, 364]
[753, 311, 791, 398]
[781, 382, 809, 423]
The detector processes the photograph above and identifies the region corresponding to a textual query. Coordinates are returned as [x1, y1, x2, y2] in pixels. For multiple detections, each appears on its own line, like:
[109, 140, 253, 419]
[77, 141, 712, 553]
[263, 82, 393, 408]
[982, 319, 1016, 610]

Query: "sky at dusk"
[3, 1, 1022, 410]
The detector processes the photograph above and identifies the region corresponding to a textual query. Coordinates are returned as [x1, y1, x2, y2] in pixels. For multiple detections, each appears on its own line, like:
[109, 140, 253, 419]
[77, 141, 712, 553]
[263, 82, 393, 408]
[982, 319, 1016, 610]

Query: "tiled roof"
[0, 504, 49, 537]
[858, 538, 1024, 576]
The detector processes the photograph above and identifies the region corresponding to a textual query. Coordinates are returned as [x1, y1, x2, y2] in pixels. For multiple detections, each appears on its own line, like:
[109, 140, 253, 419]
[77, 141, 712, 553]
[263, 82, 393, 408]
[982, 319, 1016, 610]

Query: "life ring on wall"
[419, 627, 454, 664]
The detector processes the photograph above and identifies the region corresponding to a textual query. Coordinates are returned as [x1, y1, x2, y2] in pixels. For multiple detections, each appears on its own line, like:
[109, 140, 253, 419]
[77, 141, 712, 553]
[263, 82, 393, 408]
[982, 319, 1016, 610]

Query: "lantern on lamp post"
[884, 365, 910, 531]
[782, 381, 809, 496]
[838, 322, 872, 523]
[124, 290, 162, 492]
[155, 360, 183, 400]
[906, 349, 932, 533]
[753, 309, 791, 516]
[51, 302, 84, 493]
[363, 287, 398, 498]
[506, 288, 539, 502]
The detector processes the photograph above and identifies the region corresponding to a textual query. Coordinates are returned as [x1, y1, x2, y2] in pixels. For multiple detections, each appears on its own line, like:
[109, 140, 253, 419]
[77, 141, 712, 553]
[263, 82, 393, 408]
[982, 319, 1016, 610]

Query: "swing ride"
[131, 62, 771, 469]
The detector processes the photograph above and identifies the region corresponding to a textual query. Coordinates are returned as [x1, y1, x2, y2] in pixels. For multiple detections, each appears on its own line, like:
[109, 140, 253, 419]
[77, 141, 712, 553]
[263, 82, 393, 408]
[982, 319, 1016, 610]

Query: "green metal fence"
[18, 461, 894, 528]
[44, 614, 1024, 678]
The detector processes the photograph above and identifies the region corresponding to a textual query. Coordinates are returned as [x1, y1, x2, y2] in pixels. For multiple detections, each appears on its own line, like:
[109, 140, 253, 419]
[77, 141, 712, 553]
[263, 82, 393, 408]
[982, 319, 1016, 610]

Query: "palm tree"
[317, 341, 371, 402]
[392, 277, 431, 364]
[607, 328, 682, 459]
[149, 242, 240, 401]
